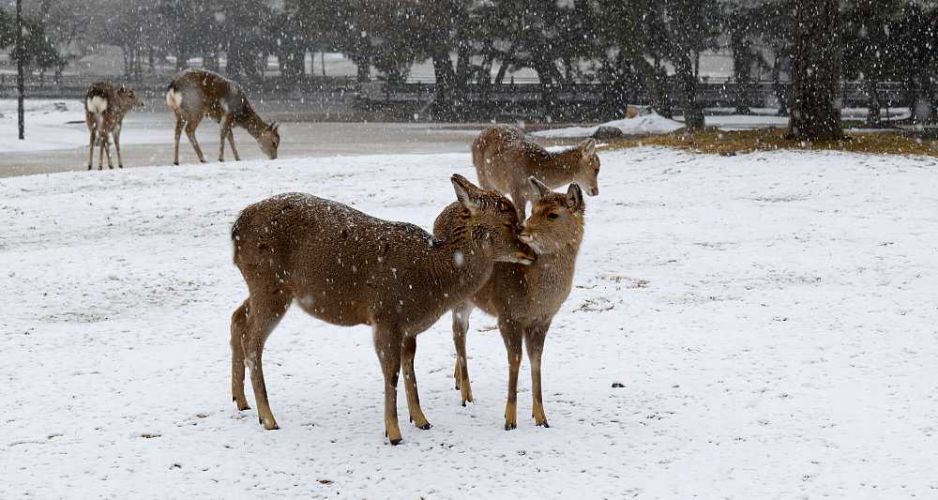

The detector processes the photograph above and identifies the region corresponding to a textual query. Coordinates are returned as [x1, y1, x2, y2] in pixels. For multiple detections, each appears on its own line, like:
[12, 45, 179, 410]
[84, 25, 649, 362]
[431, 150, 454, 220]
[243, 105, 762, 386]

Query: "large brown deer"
[230, 175, 534, 444]
[434, 178, 585, 430]
[472, 125, 600, 219]
[84, 82, 143, 170]
[166, 69, 279, 165]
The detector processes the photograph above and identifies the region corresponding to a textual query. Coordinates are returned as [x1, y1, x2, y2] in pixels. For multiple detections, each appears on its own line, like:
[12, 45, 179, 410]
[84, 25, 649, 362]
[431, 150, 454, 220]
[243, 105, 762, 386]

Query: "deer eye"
[547, 212, 560, 220]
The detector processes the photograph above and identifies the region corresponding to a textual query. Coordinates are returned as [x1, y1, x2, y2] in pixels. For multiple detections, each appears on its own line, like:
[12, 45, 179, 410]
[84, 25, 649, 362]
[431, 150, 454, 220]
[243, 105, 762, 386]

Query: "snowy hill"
[2, 150, 937, 497]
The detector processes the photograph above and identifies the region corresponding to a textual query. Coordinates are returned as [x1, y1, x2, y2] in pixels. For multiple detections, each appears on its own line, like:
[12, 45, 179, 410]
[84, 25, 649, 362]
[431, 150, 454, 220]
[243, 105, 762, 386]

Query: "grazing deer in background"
[473, 125, 600, 219]
[229, 174, 534, 445]
[435, 178, 586, 430]
[165, 69, 280, 165]
[84, 82, 143, 170]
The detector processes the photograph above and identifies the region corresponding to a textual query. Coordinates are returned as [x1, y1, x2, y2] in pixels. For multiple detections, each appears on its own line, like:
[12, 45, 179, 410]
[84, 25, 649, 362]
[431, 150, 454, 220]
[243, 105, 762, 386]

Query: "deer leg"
[500, 318, 523, 431]
[184, 119, 207, 163]
[173, 117, 184, 165]
[525, 322, 551, 428]
[98, 133, 106, 170]
[401, 335, 431, 430]
[113, 123, 123, 168]
[102, 132, 114, 169]
[87, 128, 95, 170]
[218, 115, 230, 162]
[227, 128, 241, 161]
[230, 299, 251, 411]
[242, 293, 289, 430]
[452, 302, 474, 405]
[374, 325, 403, 445]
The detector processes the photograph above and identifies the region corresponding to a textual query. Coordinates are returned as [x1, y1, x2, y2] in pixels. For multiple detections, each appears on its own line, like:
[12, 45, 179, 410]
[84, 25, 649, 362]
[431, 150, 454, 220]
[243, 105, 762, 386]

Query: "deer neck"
[534, 148, 581, 188]
[236, 108, 268, 138]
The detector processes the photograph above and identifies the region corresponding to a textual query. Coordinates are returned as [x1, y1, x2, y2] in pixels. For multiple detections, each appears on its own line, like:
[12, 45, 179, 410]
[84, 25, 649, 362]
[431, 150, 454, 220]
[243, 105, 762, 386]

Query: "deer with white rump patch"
[435, 178, 586, 430]
[84, 82, 143, 170]
[166, 69, 280, 165]
[229, 174, 534, 444]
[472, 125, 600, 219]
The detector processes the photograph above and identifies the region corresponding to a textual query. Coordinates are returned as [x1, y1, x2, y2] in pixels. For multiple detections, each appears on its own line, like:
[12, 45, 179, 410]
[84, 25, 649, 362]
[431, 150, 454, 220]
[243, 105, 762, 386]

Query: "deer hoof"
[504, 423, 517, 431]
[118, 164, 123, 169]
[389, 437, 402, 446]
[417, 423, 432, 430]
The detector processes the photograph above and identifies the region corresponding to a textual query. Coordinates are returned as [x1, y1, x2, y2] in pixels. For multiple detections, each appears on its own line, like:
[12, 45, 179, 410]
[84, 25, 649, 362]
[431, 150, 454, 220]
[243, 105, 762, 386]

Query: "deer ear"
[578, 138, 596, 159]
[451, 174, 481, 213]
[269, 122, 279, 132]
[528, 176, 552, 197]
[566, 183, 584, 212]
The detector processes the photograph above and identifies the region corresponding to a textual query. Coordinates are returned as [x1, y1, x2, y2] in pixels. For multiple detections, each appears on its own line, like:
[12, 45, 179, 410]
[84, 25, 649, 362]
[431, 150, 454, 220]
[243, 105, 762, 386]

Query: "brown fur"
[472, 125, 600, 219]
[166, 68, 279, 165]
[84, 82, 143, 170]
[229, 174, 534, 444]
[434, 178, 585, 430]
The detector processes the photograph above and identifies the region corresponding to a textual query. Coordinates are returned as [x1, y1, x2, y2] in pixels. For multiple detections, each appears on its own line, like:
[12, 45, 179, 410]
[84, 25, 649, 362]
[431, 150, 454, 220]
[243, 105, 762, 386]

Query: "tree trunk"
[432, 51, 456, 120]
[772, 52, 789, 116]
[865, 78, 881, 127]
[354, 54, 370, 83]
[676, 55, 704, 130]
[787, 0, 843, 141]
[731, 31, 752, 115]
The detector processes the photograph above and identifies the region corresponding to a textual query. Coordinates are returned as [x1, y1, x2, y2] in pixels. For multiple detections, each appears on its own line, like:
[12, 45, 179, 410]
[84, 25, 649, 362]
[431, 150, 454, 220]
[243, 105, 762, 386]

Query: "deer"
[472, 125, 600, 219]
[434, 178, 586, 430]
[229, 174, 534, 445]
[165, 68, 280, 165]
[84, 82, 144, 170]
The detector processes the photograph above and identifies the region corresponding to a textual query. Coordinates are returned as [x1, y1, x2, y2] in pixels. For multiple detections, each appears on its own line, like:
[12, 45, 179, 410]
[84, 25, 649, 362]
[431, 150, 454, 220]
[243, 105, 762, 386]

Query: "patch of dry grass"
[606, 128, 938, 157]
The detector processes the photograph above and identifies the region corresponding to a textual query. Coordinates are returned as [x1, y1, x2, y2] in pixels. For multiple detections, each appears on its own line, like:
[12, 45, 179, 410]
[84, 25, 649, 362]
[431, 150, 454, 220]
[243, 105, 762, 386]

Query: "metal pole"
[16, 0, 25, 140]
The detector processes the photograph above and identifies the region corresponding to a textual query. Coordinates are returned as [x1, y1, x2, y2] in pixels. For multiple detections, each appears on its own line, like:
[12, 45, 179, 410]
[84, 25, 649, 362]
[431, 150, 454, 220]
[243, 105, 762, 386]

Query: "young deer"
[84, 82, 143, 170]
[435, 178, 585, 430]
[166, 69, 280, 165]
[230, 175, 534, 444]
[473, 125, 600, 219]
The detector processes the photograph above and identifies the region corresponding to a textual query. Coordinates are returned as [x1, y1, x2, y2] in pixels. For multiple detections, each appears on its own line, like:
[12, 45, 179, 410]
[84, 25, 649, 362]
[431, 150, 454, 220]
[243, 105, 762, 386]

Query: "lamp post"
[16, 0, 25, 140]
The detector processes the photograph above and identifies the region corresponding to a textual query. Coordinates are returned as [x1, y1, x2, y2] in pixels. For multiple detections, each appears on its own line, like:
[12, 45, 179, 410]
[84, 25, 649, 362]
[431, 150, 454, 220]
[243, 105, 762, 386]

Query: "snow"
[533, 111, 685, 138]
[535, 108, 918, 137]
[0, 99, 164, 153]
[2, 149, 938, 497]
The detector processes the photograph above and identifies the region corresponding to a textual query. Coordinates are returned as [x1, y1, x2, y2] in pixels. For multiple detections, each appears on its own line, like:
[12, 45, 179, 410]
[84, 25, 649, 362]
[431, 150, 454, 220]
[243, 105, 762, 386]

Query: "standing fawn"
[434, 178, 585, 430]
[473, 125, 600, 219]
[166, 69, 279, 165]
[84, 82, 143, 170]
[230, 174, 534, 444]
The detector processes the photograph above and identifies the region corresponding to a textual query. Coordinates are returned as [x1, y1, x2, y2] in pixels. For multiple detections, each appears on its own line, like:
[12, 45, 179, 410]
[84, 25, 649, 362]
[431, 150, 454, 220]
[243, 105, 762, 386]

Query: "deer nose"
[589, 186, 599, 196]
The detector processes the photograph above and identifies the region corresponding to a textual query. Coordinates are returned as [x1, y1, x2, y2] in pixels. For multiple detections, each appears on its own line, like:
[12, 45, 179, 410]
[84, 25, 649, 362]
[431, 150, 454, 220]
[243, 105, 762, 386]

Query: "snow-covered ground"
[2, 148, 937, 497]
[0, 99, 165, 154]
[533, 111, 684, 138]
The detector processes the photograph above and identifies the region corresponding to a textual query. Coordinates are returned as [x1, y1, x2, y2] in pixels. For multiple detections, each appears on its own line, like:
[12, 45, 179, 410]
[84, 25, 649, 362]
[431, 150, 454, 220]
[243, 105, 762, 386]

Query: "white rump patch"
[165, 88, 183, 111]
[86, 96, 108, 115]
